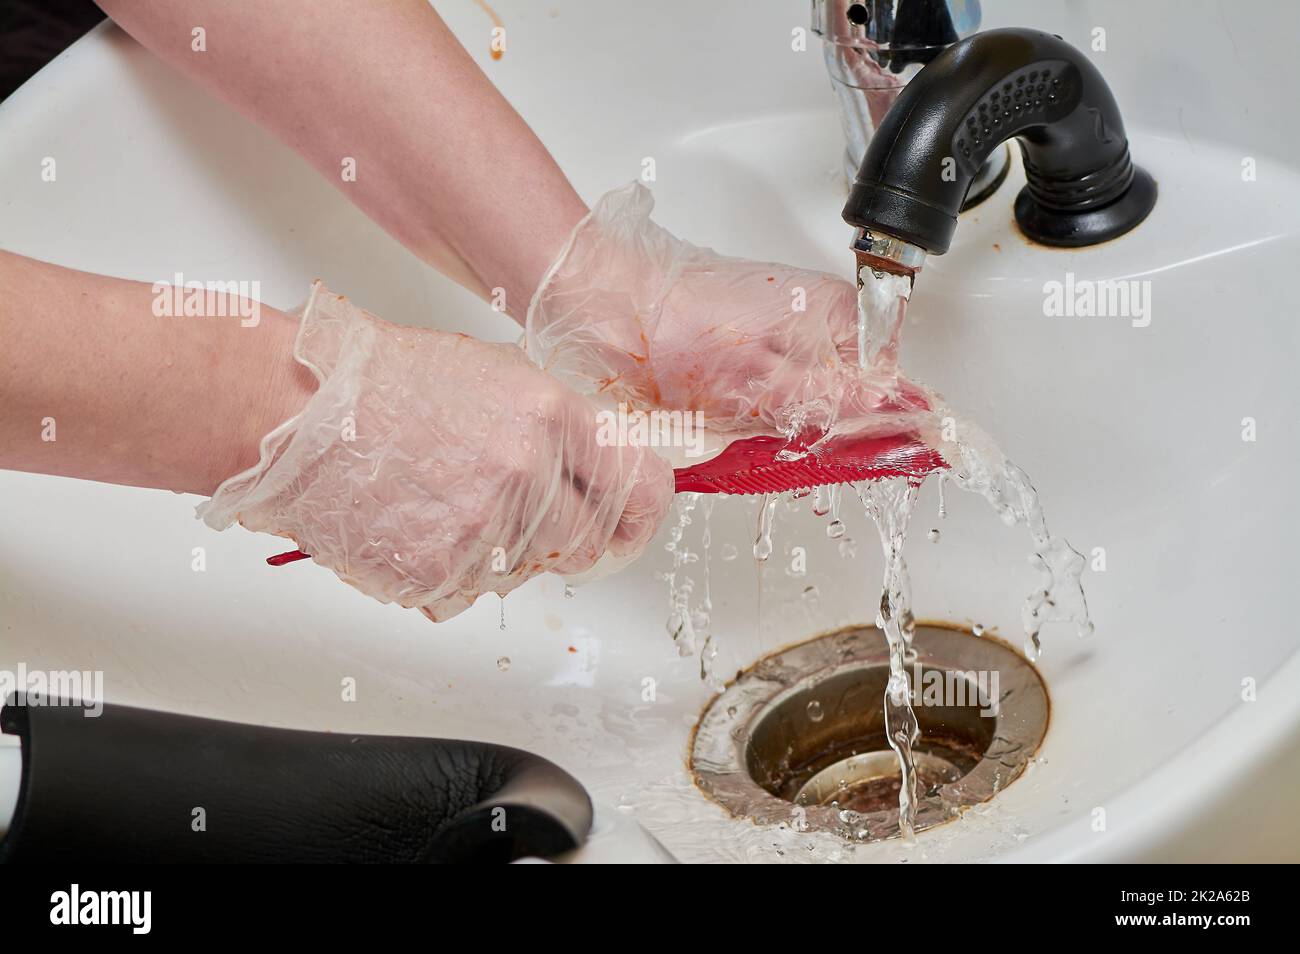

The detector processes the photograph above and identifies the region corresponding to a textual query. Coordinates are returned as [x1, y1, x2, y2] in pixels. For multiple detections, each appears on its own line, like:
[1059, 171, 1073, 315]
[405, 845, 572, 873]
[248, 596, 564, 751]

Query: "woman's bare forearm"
[96, 0, 588, 321]
[0, 251, 315, 495]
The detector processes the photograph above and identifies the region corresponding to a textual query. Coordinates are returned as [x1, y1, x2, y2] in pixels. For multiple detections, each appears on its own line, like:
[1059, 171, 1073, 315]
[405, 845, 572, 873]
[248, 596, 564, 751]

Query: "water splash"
[925, 414, 1092, 658]
[826, 484, 847, 539]
[753, 493, 778, 562]
[857, 477, 923, 839]
[658, 492, 726, 686]
[663, 493, 701, 657]
[647, 263, 1091, 843]
[811, 486, 831, 517]
[852, 261, 1090, 661]
[698, 497, 720, 687]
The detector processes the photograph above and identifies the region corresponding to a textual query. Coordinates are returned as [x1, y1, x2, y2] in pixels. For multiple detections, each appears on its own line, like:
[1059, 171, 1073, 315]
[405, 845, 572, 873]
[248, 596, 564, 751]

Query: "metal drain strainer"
[689, 623, 1049, 841]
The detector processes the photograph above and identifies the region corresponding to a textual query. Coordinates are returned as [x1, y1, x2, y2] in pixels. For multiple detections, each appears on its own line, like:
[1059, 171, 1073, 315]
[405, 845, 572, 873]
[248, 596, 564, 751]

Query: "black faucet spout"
[842, 28, 1156, 254]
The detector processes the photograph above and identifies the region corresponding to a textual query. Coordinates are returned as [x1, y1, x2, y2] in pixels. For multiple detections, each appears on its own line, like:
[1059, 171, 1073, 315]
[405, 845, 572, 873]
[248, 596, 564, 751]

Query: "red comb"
[672, 430, 945, 495]
[266, 549, 311, 566]
[266, 431, 946, 567]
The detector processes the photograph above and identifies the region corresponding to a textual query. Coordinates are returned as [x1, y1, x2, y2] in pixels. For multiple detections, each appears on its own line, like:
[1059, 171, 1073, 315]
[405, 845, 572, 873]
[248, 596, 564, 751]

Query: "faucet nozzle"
[851, 227, 927, 278]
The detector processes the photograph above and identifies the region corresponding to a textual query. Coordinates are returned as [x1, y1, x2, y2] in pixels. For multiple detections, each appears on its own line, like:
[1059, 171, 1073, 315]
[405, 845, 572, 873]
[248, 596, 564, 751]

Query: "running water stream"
[853, 266, 926, 840]
[661, 263, 1092, 840]
[850, 262, 1090, 838]
[857, 476, 923, 838]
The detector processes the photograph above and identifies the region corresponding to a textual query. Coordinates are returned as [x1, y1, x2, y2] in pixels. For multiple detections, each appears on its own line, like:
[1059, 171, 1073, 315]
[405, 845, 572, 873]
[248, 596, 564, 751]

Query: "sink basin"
[1, 0, 1297, 862]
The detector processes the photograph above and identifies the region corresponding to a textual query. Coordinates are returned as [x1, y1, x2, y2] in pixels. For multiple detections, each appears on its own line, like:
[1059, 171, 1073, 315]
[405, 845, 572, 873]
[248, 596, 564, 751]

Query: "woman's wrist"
[454, 186, 588, 326]
[201, 304, 317, 497]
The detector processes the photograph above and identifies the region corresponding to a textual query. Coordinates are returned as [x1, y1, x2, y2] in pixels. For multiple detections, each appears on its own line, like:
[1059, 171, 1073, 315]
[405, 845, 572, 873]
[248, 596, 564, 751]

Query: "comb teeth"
[677, 459, 941, 496]
[673, 434, 947, 496]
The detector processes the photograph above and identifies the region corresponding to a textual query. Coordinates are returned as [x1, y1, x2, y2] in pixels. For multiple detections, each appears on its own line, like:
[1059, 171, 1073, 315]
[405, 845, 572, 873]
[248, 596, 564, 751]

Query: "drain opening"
[690, 623, 1049, 841]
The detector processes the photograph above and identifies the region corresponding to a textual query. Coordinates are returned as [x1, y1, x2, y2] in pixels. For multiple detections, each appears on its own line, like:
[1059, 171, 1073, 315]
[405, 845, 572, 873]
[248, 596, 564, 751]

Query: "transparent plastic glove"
[525, 182, 931, 443]
[198, 282, 674, 622]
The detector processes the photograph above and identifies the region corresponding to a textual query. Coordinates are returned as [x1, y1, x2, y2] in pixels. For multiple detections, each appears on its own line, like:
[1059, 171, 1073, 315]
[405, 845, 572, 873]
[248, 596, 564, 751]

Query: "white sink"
[2, 0, 1297, 862]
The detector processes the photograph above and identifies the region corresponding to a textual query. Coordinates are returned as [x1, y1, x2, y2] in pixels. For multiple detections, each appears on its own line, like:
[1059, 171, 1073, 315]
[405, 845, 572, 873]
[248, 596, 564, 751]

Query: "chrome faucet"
[813, 0, 1008, 208]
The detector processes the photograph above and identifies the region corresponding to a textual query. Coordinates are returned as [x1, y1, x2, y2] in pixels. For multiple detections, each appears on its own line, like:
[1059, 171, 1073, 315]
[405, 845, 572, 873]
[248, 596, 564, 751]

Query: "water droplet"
[826, 519, 846, 539]
[563, 584, 575, 599]
[498, 595, 506, 630]
[720, 543, 738, 562]
[792, 487, 812, 499]
[811, 486, 831, 517]
[753, 494, 777, 562]
[972, 623, 985, 637]
[806, 699, 824, 722]
[926, 528, 940, 542]
[496, 656, 511, 671]
[1077, 620, 1095, 638]
[802, 584, 820, 601]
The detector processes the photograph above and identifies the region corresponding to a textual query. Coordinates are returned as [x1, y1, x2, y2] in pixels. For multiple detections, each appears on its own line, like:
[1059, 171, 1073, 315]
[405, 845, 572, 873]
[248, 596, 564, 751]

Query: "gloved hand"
[198, 282, 674, 622]
[526, 182, 930, 443]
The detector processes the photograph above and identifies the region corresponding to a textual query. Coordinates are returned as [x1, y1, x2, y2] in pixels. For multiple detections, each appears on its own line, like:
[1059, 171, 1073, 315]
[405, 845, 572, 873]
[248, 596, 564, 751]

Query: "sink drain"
[689, 623, 1048, 841]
